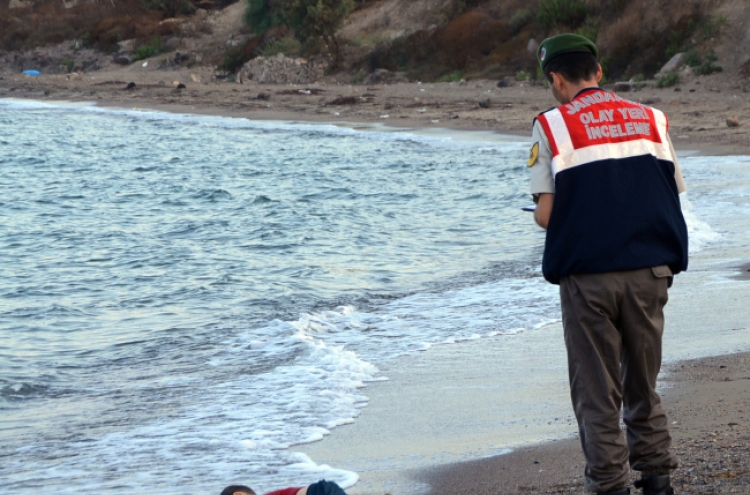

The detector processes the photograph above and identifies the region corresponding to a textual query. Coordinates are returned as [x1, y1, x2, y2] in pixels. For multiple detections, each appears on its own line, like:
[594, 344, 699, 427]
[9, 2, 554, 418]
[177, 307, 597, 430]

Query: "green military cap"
[537, 33, 599, 70]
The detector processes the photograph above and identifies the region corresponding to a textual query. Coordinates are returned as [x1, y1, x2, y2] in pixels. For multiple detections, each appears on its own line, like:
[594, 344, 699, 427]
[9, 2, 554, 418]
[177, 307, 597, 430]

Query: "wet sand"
[422, 352, 750, 495]
[297, 251, 750, 495]
[3, 69, 749, 495]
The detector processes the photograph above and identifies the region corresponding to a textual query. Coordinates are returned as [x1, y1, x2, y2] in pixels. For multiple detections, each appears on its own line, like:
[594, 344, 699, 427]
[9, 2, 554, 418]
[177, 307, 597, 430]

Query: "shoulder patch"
[527, 142, 540, 167]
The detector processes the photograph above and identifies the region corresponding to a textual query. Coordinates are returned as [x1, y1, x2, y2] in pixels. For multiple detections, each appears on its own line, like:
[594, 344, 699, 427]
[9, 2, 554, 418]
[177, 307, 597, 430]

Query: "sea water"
[0, 98, 742, 495]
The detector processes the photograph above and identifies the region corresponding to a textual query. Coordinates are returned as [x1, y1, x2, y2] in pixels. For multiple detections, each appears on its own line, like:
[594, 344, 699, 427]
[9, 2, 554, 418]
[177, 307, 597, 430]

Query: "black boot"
[597, 488, 629, 495]
[634, 474, 674, 495]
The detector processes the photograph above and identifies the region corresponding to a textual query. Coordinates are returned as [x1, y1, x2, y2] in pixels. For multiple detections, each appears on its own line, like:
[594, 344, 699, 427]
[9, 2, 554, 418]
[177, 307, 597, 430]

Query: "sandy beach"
[1, 63, 749, 156]
[3, 72, 749, 495]
[297, 250, 750, 495]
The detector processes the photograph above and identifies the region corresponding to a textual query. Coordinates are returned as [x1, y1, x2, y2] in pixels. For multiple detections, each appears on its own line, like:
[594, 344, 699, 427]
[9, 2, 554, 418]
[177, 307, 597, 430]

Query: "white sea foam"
[122, 273, 558, 492]
[681, 195, 721, 253]
[0, 97, 526, 150]
[2, 97, 744, 495]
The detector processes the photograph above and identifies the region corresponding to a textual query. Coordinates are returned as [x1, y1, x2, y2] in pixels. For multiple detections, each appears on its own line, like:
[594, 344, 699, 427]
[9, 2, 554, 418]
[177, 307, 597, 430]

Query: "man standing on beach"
[527, 34, 688, 495]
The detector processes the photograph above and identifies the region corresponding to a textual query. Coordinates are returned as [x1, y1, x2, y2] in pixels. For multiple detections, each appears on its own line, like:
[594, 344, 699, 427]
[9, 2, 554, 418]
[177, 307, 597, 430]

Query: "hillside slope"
[1, 0, 749, 87]
[339, 0, 750, 84]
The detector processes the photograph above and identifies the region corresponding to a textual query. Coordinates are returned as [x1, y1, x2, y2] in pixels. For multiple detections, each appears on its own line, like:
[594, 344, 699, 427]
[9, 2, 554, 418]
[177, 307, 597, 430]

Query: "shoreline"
[4, 75, 750, 495]
[421, 350, 750, 495]
[296, 223, 750, 495]
[2, 69, 749, 155]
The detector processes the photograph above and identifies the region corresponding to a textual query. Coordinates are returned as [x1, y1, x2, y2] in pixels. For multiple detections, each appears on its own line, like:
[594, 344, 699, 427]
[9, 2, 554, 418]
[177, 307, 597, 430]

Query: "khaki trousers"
[560, 267, 679, 493]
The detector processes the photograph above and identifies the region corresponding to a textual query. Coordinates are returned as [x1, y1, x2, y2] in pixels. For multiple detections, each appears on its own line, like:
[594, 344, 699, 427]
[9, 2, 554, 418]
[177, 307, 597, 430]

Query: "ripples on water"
[9, 100, 737, 495]
[0, 100, 558, 494]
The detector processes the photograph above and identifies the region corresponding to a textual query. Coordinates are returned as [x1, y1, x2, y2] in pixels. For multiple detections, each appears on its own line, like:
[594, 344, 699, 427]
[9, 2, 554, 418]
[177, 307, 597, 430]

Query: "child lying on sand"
[221, 479, 348, 495]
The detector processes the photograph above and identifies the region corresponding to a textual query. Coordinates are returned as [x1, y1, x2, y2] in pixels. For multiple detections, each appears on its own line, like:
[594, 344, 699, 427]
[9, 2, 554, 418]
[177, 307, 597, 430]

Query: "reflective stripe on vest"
[537, 90, 673, 176]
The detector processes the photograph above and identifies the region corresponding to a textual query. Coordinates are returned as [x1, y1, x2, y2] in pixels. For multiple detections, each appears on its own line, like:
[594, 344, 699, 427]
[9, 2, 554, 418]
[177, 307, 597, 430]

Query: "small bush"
[683, 49, 702, 67]
[630, 74, 645, 90]
[693, 63, 722, 76]
[132, 37, 164, 62]
[515, 69, 530, 81]
[220, 45, 246, 72]
[700, 15, 728, 40]
[438, 70, 463, 82]
[665, 18, 696, 59]
[260, 36, 303, 57]
[351, 70, 366, 83]
[278, 0, 354, 46]
[657, 72, 679, 88]
[245, 0, 283, 35]
[538, 0, 588, 32]
[692, 49, 722, 75]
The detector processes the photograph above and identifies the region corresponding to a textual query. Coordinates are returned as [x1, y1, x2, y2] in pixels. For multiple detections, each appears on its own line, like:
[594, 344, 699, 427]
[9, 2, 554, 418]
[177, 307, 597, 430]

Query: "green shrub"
[700, 15, 728, 40]
[515, 69, 531, 81]
[665, 19, 696, 59]
[438, 70, 463, 82]
[244, 0, 283, 35]
[260, 35, 303, 57]
[538, 0, 588, 32]
[132, 37, 164, 62]
[351, 70, 366, 83]
[692, 50, 722, 75]
[693, 63, 722, 76]
[657, 72, 679, 88]
[220, 45, 246, 72]
[630, 74, 645, 90]
[277, 0, 354, 62]
[683, 49, 702, 67]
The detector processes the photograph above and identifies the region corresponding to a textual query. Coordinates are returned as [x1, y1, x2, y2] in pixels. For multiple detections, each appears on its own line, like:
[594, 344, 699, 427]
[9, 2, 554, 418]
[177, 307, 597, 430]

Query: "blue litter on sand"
[23, 70, 41, 76]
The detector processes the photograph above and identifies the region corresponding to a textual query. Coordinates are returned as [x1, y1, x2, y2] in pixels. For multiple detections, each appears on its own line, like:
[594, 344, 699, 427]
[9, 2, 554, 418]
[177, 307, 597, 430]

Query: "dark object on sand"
[727, 116, 741, 128]
[176, 83, 186, 89]
[255, 93, 271, 101]
[478, 98, 491, 109]
[497, 79, 511, 88]
[328, 96, 359, 105]
[174, 52, 190, 65]
[125, 82, 136, 90]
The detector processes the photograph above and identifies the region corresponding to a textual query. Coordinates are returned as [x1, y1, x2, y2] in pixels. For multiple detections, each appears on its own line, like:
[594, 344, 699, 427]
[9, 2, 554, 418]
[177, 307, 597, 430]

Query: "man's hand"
[534, 193, 555, 229]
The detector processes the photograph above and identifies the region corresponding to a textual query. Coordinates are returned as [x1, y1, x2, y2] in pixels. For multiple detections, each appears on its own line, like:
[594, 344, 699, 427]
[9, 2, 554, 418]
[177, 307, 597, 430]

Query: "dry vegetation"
[1, 2, 161, 52]
[0, 0, 235, 52]
[348, 0, 731, 82]
[0, 0, 746, 86]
